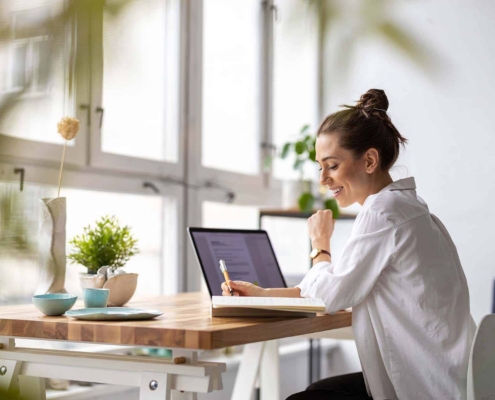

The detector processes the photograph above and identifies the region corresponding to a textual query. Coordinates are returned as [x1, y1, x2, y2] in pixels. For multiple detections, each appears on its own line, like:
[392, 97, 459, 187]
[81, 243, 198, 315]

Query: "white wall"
[323, 0, 495, 324]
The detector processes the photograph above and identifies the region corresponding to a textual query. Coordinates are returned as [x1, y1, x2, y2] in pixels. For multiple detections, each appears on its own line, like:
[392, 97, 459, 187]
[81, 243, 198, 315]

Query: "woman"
[222, 89, 476, 400]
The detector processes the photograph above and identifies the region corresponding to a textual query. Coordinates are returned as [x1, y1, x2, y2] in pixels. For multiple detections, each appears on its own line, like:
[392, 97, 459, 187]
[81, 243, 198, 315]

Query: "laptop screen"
[188, 228, 287, 296]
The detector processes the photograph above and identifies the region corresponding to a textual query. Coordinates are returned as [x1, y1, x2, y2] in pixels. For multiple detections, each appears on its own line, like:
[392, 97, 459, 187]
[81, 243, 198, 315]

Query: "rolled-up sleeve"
[296, 210, 396, 314]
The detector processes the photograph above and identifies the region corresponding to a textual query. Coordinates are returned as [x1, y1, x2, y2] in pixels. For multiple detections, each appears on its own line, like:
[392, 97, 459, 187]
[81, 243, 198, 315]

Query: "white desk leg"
[171, 350, 198, 400]
[260, 340, 279, 400]
[19, 375, 46, 400]
[140, 372, 171, 400]
[232, 342, 265, 400]
[0, 337, 21, 395]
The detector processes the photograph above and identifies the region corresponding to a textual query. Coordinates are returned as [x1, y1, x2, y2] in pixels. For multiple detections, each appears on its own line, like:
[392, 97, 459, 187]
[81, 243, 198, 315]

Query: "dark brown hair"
[317, 89, 407, 171]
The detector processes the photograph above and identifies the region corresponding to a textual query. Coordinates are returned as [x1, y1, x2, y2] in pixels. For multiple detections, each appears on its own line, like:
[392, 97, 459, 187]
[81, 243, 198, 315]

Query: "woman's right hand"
[221, 281, 266, 297]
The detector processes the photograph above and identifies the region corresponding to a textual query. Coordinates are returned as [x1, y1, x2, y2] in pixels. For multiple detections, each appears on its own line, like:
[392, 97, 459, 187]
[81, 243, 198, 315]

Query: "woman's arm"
[221, 281, 301, 297]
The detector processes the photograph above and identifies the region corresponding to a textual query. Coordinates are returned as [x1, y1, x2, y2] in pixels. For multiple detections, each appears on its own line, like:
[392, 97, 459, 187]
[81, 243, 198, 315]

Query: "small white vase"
[36, 197, 67, 295]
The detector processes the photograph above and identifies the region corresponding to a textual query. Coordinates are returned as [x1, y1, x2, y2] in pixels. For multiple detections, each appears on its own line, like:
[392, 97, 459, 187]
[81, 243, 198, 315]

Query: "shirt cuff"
[296, 261, 332, 298]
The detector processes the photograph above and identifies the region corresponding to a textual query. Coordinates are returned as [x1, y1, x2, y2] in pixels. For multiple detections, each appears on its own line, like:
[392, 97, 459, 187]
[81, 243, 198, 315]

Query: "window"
[0, 180, 178, 304]
[201, 0, 262, 175]
[0, 1, 73, 145]
[0, 0, 323, 298]
[202, 201, 259, 229]
[272, 0, 319, 180]
[100, 0, 179, 162]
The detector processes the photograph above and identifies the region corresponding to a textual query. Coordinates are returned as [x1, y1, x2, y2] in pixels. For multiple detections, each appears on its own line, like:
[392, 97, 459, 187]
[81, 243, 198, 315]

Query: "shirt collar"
[380, 177, 416, 193]
[362, 177, 416, 208]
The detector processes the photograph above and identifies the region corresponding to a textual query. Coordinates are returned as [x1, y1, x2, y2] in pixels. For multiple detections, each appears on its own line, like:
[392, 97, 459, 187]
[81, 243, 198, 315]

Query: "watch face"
[310, 248, 319, 259]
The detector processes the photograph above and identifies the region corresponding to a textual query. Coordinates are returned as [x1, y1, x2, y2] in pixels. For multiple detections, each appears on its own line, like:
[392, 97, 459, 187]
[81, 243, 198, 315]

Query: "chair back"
[467, 314, 495, 400]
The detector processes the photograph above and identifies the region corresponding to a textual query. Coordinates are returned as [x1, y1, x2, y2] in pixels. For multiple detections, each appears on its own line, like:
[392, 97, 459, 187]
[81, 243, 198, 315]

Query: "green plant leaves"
[293, 158, 305, 171]
[294, 141, 306, 155]
[300, 124, 310, 134]
[280, 142, 291, 159]
[308, 149, 316, 162]
[67, 215, 139, 274]
[324, 198, 340, 219]
[298, 192, 315, 212]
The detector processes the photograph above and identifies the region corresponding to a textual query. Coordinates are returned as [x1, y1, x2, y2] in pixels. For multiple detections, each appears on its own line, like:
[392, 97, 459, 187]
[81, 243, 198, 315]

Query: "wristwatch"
[310, 248, 331, 260]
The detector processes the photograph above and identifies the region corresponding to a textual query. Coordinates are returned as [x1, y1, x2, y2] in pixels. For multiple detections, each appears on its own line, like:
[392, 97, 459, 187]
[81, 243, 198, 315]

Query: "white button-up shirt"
[297, 177, 476, 400]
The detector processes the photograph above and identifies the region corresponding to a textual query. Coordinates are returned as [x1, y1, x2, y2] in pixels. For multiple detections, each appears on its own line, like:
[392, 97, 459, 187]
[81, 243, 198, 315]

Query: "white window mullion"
[261, 0, 275, 188]
[270, 0, 320, 184]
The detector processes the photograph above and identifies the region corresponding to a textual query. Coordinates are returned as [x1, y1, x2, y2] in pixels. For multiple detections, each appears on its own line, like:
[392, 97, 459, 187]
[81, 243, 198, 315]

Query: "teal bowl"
[32, 294, 78, 316]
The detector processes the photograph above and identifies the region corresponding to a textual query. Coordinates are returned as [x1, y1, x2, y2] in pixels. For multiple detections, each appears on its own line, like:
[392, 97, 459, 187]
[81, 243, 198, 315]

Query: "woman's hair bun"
[356, 89, 389, 112]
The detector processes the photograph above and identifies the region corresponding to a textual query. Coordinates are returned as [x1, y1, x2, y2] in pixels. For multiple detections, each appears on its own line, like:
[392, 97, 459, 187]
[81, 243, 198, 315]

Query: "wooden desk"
[0, 293, 352, 400]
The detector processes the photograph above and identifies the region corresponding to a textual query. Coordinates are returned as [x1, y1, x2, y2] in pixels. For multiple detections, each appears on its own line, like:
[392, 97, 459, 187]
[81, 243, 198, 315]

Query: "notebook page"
[212, 296, 325, 311]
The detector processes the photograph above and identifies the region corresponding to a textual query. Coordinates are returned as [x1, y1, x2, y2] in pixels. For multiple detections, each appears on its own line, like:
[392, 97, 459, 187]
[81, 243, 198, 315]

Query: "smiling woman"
[224, 89, 477, 400]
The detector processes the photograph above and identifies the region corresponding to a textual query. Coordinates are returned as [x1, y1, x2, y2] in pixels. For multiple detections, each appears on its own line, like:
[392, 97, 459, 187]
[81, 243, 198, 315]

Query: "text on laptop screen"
[190, 230, 286, 296]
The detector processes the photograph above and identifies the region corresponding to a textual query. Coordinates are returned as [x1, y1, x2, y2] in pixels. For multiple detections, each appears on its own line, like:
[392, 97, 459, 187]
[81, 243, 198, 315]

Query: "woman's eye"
[318, 165, 338, 172]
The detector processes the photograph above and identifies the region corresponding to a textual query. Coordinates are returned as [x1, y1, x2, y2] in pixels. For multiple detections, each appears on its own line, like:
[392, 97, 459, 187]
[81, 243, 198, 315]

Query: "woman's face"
[315, 133, 371, 207]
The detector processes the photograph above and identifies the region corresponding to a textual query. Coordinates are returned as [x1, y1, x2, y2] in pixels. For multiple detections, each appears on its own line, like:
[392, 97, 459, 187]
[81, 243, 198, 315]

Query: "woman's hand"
[308, 209, 334, 248]
[221, 281, 267, 297]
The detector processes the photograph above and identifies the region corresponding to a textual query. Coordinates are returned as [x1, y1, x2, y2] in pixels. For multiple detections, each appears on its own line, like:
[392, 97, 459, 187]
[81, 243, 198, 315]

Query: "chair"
[467, 314, 495, 400]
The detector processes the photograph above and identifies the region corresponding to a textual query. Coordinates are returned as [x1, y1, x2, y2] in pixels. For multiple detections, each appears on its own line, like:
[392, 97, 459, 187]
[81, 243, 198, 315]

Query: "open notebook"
[211, 296, 326, 318]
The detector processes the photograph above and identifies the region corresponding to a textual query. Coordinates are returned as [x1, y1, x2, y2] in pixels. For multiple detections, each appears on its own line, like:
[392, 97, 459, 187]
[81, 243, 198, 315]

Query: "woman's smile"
[329, 186, 344, 197]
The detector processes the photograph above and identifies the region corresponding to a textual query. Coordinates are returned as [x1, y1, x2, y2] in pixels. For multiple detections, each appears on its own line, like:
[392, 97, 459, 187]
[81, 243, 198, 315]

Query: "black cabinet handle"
[96, 107, 104, 128]
[14, 168, 24, 191]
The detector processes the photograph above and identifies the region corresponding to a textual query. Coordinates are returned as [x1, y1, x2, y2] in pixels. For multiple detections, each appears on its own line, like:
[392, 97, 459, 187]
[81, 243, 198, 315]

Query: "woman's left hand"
[308, 209, 335, 247]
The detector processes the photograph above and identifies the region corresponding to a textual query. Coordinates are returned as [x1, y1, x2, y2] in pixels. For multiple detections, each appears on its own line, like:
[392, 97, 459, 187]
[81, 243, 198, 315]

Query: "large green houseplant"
[280, 125, 340, 217]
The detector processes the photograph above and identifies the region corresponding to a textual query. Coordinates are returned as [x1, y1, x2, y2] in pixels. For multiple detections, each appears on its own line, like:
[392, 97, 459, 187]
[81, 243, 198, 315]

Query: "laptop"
[187, 227, 287, 296]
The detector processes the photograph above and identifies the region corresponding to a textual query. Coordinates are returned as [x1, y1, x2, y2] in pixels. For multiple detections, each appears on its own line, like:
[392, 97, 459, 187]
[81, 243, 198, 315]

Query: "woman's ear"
[365, 148, 380, 174]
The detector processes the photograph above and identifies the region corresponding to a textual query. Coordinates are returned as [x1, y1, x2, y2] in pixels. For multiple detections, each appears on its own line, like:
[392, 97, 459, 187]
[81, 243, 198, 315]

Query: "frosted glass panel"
[202, 201, 259, 229]
[0, 0, 72, 145]
[101, 0, 178, 162]
[273, 0, 318, 180]
[0, 181, 176, 305]
[202, 0, 260, 175]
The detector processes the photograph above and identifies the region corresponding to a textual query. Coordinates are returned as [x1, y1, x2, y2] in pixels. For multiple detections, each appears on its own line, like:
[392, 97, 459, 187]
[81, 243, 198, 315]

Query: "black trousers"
[286, 372, 373, 400]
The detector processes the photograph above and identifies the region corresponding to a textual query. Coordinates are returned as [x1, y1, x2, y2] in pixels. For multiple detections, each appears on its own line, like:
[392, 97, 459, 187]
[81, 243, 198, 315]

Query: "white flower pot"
[282, 180, 313, 210]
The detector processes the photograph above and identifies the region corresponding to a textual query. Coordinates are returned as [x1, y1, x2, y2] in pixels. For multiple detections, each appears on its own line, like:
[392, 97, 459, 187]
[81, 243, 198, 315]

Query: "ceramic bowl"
[32, 294, 78, 316]
[103, 273, 138, 306]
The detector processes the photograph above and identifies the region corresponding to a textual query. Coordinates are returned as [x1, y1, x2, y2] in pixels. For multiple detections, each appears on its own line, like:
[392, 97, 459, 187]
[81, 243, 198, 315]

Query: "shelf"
[259, 208, 356, 220]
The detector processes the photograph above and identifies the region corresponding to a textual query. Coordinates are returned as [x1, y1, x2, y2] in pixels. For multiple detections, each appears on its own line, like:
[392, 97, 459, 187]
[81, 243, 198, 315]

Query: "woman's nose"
[320, 172, 330, 186]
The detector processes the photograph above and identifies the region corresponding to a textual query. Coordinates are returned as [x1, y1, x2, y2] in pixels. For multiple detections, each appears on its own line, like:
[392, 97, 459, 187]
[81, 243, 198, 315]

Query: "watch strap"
[310, 248, 331, 259]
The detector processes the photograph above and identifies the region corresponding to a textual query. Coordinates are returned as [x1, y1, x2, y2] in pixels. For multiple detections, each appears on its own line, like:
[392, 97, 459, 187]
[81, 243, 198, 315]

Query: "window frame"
[0, 0, 323, 294]
[87, 0, 185, 178]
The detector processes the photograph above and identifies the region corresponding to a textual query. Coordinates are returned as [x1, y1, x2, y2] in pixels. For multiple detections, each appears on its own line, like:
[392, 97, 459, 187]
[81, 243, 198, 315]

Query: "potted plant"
[68, 215, 140, 306]
[280, 125, 340, 217]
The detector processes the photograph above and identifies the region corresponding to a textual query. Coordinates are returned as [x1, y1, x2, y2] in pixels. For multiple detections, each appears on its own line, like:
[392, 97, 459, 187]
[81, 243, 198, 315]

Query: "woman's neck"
[358, 173, 394, 205]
